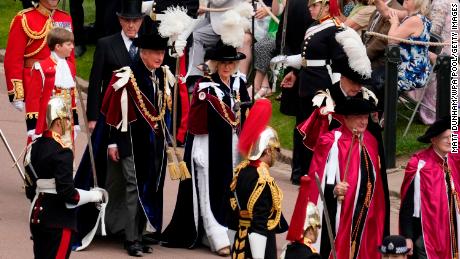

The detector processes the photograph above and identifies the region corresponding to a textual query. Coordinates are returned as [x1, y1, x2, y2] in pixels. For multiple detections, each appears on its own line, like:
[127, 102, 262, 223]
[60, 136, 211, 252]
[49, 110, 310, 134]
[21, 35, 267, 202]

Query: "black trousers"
[30, 224, 73, 259]
[69, 0, 85, 46]
[291, 96, 314, 183]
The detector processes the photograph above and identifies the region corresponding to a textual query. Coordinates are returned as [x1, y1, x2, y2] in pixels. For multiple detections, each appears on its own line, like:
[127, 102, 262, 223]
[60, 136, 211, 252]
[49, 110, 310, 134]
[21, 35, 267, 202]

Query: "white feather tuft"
[158, 7, 192, 38]
[218, 6, 252, 48]
[335, 28, 372, 78]
[234, 2, 254, 18]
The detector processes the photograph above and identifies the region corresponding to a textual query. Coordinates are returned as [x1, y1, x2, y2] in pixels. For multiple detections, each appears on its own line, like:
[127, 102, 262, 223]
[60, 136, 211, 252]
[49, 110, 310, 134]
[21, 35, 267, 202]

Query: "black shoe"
[142, 244, 153, 254]
[125, 241, 143, 257]
[142, 233, 160, 245]
[74, 45, 87, 58]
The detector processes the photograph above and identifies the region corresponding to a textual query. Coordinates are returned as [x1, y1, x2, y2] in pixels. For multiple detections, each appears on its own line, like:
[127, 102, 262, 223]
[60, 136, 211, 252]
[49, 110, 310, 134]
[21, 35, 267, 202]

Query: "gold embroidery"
[21, 8, 53, 57]
[26, 112, 39, 119]
[12, 79, 24, 100]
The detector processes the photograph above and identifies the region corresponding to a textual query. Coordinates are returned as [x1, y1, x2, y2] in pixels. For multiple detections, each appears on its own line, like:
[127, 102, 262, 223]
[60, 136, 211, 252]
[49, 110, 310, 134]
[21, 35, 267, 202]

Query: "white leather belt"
[302, 59, 328, 67]
[36, 178, 57, 194]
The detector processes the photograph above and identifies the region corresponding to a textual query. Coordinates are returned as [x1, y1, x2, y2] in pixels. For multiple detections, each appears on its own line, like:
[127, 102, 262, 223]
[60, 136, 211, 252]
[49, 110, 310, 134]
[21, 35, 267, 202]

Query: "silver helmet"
[247, 126, 280, 161]
[46, 96, 70, 132]
[304, 202, 321, 230]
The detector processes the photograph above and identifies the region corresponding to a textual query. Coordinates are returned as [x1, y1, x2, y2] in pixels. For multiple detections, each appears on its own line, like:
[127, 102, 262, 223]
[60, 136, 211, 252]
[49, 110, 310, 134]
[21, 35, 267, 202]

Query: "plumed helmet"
[46, 95, 70, 129]
[308, 0, 340, 17]
[304, 202, 321, 230]
[238, 99, 280, 161]
[247, 127, 281, 161]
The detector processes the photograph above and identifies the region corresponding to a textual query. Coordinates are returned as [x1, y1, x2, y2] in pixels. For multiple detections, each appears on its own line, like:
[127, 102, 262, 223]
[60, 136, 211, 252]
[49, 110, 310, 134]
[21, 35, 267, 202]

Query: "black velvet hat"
[378, 235, 411, 255]
[335, 96, 378, 115]
[417, 116, 451, 143]
[332, 28, 373, 85]
[331, 55, 373, 85]
[116, 0, 145, 19]
[132, 25, 168, 50]
[205, 42, 246, 61]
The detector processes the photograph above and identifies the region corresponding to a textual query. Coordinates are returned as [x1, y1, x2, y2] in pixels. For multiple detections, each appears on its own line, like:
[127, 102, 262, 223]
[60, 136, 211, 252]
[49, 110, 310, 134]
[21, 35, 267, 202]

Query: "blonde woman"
[375, 0, 432, 91]
[161, 43, 251, 256]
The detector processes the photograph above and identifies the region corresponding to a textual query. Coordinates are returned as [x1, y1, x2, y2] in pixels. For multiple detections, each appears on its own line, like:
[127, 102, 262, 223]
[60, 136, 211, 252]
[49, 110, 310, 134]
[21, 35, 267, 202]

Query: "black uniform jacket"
[228, 164, 288, 259]
[87, 32, 132, 121]
[28, 131, 80, 230]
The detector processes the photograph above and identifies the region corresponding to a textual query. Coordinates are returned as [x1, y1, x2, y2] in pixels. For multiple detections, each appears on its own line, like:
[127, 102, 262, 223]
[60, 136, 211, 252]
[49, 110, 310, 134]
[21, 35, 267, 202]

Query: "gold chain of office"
[130, 71, 167, 123]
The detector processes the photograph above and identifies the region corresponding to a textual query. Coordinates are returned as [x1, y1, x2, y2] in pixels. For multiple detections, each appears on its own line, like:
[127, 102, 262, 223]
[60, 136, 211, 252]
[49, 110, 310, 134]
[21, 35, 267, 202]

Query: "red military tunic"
[4, 5, 74, 117]
[27, 55, 78, 135]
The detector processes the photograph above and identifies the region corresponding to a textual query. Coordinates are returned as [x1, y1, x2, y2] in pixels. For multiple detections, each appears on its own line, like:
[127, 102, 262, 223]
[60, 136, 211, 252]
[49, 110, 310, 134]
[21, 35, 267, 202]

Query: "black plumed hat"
[335, 96, 378, 115]
[132, 25, 168, 50]
[417, 116, 451, 143]
[205, 42, 246, 61]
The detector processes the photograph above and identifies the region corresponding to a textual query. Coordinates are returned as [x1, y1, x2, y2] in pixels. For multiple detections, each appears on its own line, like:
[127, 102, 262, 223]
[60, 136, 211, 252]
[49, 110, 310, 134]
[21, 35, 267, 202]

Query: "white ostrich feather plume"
[158, 7, 191, 38]
[234, 2, 254, 18]
[219, 6, 252, 48]
[335, 28, 372, 79]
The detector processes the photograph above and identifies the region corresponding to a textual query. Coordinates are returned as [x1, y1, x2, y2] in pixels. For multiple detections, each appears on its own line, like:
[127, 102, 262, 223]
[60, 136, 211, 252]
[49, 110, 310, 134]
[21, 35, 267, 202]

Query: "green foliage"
[76, 45, 95, 80]
[0, 1, 23, 49]
[268, 94, 296, 149]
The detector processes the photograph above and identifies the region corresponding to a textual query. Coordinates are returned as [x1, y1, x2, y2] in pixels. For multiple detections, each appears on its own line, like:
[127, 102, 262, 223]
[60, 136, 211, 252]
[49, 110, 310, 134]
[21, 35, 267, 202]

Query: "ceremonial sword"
[314, 172, 338, 259]
[0, 129, 25, 181]
[76, 84, 99, 187]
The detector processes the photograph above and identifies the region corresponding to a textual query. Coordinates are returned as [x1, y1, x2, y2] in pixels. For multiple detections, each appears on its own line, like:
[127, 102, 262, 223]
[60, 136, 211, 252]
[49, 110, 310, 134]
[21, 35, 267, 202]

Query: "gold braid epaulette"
[230, 160, 250, 192]
[20, 9, 53, 57]
[247, 162, 283, 230]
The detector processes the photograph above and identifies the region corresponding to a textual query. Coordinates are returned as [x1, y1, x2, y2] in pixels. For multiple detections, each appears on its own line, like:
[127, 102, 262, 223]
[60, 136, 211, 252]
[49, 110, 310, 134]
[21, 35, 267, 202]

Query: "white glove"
[174, 39, 187, 57]
[12, 101, 25, 112]
[66, 188, 103, 209]
[248, 232, 267, 259]
[270, 54, 302, 70]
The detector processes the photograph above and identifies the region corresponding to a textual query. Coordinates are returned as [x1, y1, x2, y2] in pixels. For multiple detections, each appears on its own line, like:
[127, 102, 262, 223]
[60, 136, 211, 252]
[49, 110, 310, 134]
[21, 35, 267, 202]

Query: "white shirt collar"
[339, 83, 348, 97]
[121, 31, 138, 51]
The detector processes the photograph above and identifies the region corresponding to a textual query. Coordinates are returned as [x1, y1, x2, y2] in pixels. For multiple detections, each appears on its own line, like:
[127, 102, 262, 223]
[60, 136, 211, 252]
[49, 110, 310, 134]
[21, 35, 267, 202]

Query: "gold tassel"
[166, 149, 180, 180]
[179, 161, 191, 180]
[350, 241, 356, 259]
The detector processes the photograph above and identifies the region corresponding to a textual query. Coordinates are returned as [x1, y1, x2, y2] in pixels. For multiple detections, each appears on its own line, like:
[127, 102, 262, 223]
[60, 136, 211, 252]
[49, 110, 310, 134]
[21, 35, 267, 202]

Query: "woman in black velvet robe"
[161, 44, 250, 256]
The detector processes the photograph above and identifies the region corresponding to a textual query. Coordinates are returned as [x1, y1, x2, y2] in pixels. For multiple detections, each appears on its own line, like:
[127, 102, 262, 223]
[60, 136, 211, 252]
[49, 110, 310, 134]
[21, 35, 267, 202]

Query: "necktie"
[128, 40, 137, 61]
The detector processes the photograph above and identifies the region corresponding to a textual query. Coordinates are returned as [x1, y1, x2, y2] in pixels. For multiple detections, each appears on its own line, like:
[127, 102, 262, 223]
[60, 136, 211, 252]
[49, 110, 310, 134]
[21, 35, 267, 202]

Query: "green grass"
[76, 45, 95, 80]
[269, 94, 296, 149]
[0, 1, 23, 49]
